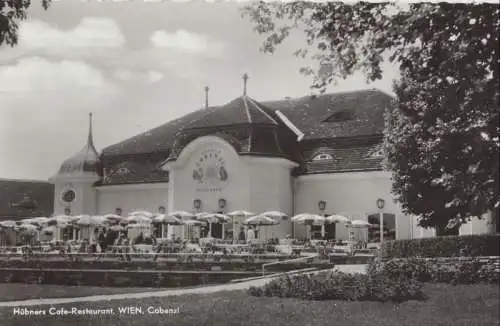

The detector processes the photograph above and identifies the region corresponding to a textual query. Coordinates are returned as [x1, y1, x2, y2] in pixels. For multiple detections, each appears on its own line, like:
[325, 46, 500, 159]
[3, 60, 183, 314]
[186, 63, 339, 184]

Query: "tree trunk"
[486, 207, 499, 234]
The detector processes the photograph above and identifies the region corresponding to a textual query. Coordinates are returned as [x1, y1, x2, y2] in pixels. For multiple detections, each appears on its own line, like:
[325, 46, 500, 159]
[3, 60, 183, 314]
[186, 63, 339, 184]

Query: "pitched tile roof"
[264, 89, 393, 140]
[94, 89, 392, 185]
[297, 140, 384, 174]
[101, 89, 392, 156]
[0, 179, 54, 220]
[184, 96, 279, 130]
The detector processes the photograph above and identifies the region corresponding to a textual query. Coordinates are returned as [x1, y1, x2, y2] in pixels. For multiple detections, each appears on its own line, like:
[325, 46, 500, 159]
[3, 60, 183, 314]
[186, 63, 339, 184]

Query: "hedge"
[367, 257, 500, 285]
[380, 234, 500, 258]
[248, 269, 425, 302]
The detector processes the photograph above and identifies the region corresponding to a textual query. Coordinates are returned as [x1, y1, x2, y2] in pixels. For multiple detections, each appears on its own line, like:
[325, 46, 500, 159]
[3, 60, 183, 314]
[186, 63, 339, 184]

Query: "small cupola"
[54, 113, 101, 178]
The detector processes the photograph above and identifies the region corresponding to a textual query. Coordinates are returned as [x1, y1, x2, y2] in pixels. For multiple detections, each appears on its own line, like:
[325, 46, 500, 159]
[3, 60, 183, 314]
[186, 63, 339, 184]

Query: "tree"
[242, 2, 499, 234]
[0, 0, 51, 47]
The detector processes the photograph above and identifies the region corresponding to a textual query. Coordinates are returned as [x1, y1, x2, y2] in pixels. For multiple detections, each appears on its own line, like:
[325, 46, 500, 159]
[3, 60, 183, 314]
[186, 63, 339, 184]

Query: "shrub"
[248, 270, 425, 302]
[368, 257, 500, 285]
[381, 234, 500, 258]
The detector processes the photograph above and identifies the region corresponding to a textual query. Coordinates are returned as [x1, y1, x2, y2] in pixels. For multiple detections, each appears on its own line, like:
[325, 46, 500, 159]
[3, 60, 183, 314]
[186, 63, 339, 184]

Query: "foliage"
[380, 234, 500, 258]
[368, 257, 500, 284]
[0, 0, 51, 47]
[242, 2, 500, 230]
[248, 269, 425, 302]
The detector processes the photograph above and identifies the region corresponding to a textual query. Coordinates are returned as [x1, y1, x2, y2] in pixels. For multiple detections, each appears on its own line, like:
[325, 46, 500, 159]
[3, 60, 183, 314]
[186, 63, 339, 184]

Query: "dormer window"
[312, 153, 333, 161]
[324, 110, 354, 123]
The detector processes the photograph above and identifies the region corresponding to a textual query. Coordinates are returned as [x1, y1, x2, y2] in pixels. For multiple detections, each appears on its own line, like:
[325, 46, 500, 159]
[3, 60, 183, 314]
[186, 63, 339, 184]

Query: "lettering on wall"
[192, 148, 228, 192]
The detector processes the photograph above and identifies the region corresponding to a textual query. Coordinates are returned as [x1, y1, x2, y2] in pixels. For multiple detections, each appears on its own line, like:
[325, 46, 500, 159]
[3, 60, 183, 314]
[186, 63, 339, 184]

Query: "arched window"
[312, 153, 333, 161]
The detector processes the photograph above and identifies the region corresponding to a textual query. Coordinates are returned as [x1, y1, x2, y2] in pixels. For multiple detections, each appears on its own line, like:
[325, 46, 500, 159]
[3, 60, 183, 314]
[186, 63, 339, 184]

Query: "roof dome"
[57, 113, 101, 176]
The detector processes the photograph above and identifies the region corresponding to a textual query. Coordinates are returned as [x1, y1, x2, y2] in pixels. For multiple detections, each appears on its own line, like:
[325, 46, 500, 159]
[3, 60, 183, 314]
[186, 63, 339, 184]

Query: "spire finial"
[243, 73, 248, 96]
[87, 112, 94, 148]
[204, 86, 209, 109]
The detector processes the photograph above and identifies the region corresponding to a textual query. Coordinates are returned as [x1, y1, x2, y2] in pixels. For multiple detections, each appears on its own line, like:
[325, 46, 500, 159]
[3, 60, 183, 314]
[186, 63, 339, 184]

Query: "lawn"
[0, 283, 498, 326]
[0, 284, 169, 302]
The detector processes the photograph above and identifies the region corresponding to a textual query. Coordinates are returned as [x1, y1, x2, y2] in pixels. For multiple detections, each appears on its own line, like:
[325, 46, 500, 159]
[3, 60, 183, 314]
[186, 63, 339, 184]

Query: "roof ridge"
[243, 96, 252, 123]
[246, 96, 278, 125]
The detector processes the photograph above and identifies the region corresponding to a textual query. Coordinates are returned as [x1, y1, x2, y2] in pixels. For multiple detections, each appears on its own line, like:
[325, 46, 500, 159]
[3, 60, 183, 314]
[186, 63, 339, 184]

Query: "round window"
[62, 189, 76, 203]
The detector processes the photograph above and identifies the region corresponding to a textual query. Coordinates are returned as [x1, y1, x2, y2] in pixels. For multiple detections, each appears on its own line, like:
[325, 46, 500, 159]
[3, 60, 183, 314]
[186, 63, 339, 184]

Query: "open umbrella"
[227, 210, 255, 217]
[48, 215, 77, 227]
[197, 213, 231, 224]
[291, 213, 325, 239]
[103, 214, 123, 224]
[128, 210, 154, 218]
[325, 214, 351, 224]
[18, 224, 38, 233]
[0, 220, 16, 229]
[126, 215, 152, 224]
[260, 211, 288, 220]
[76, 215, 105, 227]
[348, 220, 372, 228]
[291, 213, 325, 224]
[227, 211, 255, 239]
[154, 214, 184, 225]
[168, 211, 196, 219]
[243, 215, 279, 226]
[196, 213, 230, 238]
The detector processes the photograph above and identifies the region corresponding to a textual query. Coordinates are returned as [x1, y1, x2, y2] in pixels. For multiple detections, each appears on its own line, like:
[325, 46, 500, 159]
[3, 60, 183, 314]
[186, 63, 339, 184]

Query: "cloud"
[113, 69, 164, 84]
[18, 18, 125, 54]
[0, 57, 113, 92]
[150, 29, 225, 56]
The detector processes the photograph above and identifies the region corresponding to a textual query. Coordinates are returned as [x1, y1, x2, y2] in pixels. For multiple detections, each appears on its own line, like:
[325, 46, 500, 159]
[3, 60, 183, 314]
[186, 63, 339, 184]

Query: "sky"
[0, 0, 399, 181]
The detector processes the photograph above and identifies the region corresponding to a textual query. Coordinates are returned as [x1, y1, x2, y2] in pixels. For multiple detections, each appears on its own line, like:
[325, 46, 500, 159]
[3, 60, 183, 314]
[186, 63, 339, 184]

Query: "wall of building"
[96, 184, 169, 215]
[163, 136, 296, 240]
[293, 171, 414, 241]
[244, 156, 295, 239]
[52, 176, 98, 216]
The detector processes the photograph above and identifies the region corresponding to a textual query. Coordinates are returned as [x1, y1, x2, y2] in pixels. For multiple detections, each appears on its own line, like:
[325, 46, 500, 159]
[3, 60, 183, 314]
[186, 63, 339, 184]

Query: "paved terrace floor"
[0, 264, 367, 308]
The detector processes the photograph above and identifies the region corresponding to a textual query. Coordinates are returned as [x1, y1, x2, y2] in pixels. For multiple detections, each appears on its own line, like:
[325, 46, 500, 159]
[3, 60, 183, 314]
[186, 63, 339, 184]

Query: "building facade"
[49, 87, 494, 242]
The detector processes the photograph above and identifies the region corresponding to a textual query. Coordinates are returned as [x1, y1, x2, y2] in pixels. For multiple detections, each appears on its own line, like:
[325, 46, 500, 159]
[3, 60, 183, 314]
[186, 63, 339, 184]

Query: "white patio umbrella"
[76, 215, 106, 227]
[48, 215, 77, 228]
[291, 213, 326, 239]
[244, 215, 279, 240]
[243, 215, 279, 226]
[0, 220, 16, 228]
[154, 214, 184, 225]
[348, 220, 372, 228]
[18, 224, 38, 233]
[260, 211, 288, 219]
[227, 211, 255, 239]
[168, 211, 196, 219]
[103, 214, 124, 224]
[325, 214, 351, 224]
[227, 210, 255, 217]
[347, 220, 371, 243]
[126, 215, 152, 224]
[196, 213, 231, 238]
[128, 210, 155, 218]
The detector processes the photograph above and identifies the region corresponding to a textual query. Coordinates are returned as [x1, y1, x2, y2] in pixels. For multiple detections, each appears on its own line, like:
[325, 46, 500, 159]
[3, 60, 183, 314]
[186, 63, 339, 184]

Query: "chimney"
[243, 73, 248, 96]
[204, 86, 209, 109]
